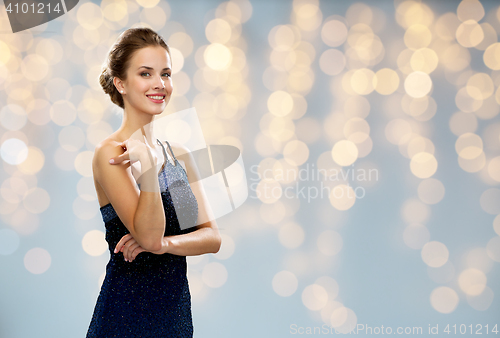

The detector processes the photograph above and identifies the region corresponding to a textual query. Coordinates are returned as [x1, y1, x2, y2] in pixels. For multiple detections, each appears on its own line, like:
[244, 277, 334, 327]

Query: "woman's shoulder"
[93, 137, 124, 166]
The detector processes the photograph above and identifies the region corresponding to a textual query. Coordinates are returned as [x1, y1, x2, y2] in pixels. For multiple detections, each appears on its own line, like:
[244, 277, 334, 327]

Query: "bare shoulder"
[92, 138, 127, 176]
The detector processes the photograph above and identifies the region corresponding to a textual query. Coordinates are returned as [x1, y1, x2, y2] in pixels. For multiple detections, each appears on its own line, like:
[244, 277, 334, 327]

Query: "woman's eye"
[141, 72, 150, 77]
[163, 73, 171, 77]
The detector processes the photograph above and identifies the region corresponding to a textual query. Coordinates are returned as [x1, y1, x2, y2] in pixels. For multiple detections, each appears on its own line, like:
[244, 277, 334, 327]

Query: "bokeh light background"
[1, 0, 500, 336]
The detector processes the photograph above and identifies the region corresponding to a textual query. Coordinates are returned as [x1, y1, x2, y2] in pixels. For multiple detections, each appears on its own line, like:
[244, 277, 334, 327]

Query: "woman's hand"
[114, 234, 147, 262]
[108, 129, 159, 175]
[114, 234, 170, 262]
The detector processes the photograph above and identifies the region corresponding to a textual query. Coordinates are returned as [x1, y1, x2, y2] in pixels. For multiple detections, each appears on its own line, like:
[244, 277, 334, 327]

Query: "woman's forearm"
[155, 226, 221, 256]
[133, 166, 165, 251]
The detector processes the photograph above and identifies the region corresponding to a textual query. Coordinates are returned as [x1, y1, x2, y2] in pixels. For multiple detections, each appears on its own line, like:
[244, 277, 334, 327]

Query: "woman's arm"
[94, 136, 165, 252]
[117, 142, 222, 260]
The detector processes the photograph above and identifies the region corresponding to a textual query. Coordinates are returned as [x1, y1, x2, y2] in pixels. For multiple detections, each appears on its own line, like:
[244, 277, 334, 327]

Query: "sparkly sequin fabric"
[86, 139, 198, 338]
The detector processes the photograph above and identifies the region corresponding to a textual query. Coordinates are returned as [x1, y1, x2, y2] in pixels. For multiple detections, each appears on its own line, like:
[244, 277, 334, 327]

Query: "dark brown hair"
[99, 27, 171, 109]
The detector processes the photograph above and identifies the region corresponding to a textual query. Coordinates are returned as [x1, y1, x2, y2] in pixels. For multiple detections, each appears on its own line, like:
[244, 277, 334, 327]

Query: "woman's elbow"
[213, 233, 222, 254]
[138, 236, 163, 252]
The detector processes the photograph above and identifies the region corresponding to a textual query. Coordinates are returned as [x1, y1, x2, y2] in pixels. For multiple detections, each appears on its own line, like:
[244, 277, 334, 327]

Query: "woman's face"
[121, 45, 173, 115]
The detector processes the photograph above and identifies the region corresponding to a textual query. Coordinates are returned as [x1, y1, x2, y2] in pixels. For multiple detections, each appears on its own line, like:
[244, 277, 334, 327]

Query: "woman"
[86, 27, 221, 337]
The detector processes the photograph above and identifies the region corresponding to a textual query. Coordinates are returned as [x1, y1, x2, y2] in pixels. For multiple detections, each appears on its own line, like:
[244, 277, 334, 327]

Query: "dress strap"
[156, 138, 172, 167]
[164, 140, 179, 162]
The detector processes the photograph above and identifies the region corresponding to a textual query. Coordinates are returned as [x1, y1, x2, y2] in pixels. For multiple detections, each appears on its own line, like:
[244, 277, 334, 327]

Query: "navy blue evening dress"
[86, 139, 198, 338]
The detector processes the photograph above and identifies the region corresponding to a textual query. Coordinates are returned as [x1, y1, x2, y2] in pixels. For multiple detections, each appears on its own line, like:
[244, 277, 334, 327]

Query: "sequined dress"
[86, 139, 198, 338]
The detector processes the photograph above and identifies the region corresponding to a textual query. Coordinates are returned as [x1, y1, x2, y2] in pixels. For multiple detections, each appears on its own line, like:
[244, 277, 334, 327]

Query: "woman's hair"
[99, 27, 171, 109]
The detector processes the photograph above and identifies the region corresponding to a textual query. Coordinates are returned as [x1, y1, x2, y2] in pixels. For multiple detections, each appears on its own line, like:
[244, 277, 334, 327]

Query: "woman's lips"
[146, 95, 165, 103]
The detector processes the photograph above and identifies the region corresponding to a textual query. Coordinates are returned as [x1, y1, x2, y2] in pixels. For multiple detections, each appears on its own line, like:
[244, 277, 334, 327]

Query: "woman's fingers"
[114, 234, 132, 253]
[124, 241, 140, 261]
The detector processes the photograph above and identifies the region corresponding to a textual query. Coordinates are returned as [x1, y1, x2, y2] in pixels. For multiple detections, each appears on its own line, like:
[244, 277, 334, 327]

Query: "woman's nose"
[154, 75, 165, 89]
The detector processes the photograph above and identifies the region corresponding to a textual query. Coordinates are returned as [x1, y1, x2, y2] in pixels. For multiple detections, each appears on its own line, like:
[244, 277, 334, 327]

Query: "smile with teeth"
[146, 95, 165, 103]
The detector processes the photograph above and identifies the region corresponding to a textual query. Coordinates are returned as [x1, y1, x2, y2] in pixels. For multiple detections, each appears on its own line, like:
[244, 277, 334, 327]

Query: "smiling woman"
[86, 27, 221, 338]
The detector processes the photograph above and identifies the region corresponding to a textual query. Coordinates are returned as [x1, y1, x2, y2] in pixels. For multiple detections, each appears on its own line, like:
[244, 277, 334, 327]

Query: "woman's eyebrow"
[137, 66, 171, 70]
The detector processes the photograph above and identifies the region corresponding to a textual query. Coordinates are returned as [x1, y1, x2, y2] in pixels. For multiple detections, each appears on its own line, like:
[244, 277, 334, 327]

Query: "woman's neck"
[118, 107, 157, 146]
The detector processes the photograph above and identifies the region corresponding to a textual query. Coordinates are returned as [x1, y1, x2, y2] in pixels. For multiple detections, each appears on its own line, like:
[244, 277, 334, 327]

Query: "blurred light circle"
[418, 178, 445, 204]
[21, 54, 49, 82]
[385, 119, 412, 145]
[77, 2, 103, 30]
[169, 48, 184, 74]
[73, 196, 98, 220]
[272, 270, 298, 297]
[77, 177, 96, 201]
[316, 276, 339, 301]
[82, 230, 107, 256]
[331, 140, 358, 166]
[101, 0, 128, 22]
[0, 229, 20, 255]
[268, 90, 293, 117]
[494, 215, 500, 236]
[404, 24, 432, 50]
[206, 18, 232, 44]
[18, 146, 45, 175]
[430, 286, 459, 314]
[74, 151, 94, 177]
[483, 43, 500, 70]
[0, 104, 27, 130]
[487, 156, 500, 182]
[279, 222, 304, 249]
[458, 151, 485, 172]
[458, 268, 487, 296]
[1, 138, 28, 165]
[374, 68, 399, 95]
[329, 184, 356, 210]
[410, 48, 438, 74]
[204, 43, 232, 70]
[404, 71, 432, 98]
[344, 117, 369, 144]
[407, 136, 435, 159]
[480, 188, 500, 215]
[136, 0, 159, 8]
[449, 111, 477, 136]
[466, 73, 494, 100]
[24, 247, 51, 274]
[401, 199, 430, 224]
[50, 100, 77, 126]
[486, 236, 500, 262]
[302, 284, 328, 311]
[410, 152, 438, 178]
[456, 20, 484, 48]
[202, 262, 227, 288]
[59, 126, 85, 152]
[421, 241, 449, 267]
[331, 306, 357, 333]
[256, 179, 282, 204]
[403, 223, 430, 249]
[457, 0, 484, 22]
[319, 49, 345, 76]
[466, 286, 494, 311]
[321, 20, 348, 47]
[455, 132, 483, 159]
[283, 140, 309, 166]
[456, 87, 483, 113]
[350, 68, 376, 95]
[23, 187, 50, 214]
[464, 247, 493, 273]
[317, 230, 343, 256]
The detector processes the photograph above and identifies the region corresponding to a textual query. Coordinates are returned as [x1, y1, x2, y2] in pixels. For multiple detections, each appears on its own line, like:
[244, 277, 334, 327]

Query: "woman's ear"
[113, 77, 125, 94]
